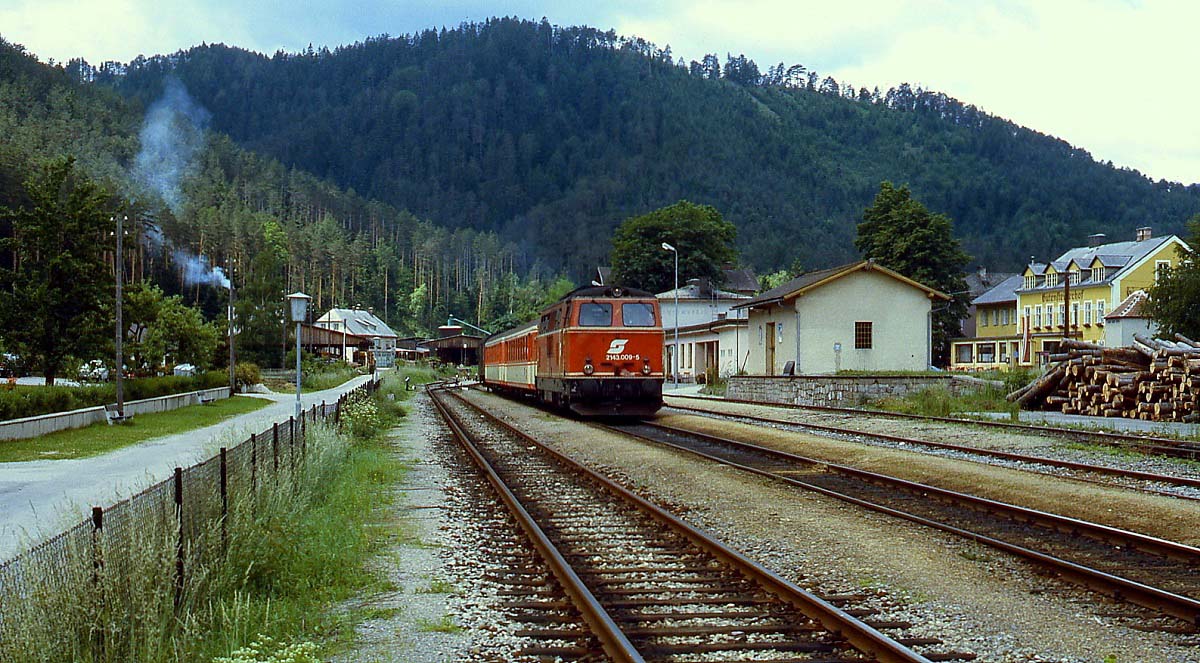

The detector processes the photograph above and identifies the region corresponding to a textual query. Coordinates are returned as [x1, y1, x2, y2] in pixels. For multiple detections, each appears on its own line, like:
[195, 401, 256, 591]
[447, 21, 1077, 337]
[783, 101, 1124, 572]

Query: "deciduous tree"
[610, 200, 738, 294]
[0, 158, 114, 384]
[855, 182, 971, 365]
[1146, 215, 1200, 339]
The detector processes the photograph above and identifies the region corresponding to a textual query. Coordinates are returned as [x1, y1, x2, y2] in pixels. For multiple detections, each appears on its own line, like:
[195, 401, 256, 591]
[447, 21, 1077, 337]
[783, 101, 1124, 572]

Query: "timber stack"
[1006, 333, 1200, 423]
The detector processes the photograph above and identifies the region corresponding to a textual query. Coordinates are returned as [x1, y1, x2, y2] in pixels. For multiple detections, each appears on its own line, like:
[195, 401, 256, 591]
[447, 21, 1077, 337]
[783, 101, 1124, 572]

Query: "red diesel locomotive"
[481, 285, 665, 417]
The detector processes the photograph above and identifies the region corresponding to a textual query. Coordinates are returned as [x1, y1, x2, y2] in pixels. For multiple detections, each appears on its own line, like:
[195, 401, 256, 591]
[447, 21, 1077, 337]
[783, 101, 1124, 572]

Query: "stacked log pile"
[1007, 333, 1200, 423]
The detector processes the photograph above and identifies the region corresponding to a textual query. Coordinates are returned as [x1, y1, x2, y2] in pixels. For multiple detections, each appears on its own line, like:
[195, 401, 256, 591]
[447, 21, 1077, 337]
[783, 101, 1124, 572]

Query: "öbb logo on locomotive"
[605, 338, 640, 361]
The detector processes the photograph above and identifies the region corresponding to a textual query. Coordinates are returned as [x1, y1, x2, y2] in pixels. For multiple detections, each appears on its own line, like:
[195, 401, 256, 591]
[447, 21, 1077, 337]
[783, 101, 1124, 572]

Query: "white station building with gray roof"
[315, 307, 400, 367]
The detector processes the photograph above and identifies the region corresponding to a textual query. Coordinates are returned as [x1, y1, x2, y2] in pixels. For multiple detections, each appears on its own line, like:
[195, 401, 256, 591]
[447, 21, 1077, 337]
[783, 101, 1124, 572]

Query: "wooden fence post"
[91, 506, 105, 656]
[219, 447, 228, 553]
[173, 467, 184, 609]
[250, 432, 257, 494]
[272, 422, 279, 476]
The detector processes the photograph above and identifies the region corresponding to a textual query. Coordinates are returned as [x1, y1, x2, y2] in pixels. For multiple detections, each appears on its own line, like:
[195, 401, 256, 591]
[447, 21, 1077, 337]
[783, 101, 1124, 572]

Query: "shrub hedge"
[0, 371, 228, 421]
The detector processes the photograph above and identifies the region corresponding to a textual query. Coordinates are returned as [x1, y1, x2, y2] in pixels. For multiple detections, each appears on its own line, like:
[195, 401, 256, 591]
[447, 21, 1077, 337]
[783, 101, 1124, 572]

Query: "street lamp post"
[661, 242, 679, 388]
[288, 292, 311, 419]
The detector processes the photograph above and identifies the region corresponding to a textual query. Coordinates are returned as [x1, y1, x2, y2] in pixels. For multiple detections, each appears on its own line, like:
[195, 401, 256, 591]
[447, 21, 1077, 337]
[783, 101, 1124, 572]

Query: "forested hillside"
[91, 17, 1200, 275]
[0, 37, 570, 368]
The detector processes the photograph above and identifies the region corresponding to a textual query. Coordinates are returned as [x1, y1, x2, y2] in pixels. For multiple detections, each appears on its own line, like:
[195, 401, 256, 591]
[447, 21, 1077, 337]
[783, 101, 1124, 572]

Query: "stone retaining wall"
[726, 375, 984, 407]
[0, 387, 233, 441]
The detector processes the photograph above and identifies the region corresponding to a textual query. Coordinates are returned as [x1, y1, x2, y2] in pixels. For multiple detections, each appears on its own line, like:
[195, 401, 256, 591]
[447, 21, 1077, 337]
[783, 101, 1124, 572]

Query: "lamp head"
[287, 292, 311, 323]
[661, 242, 676, 252]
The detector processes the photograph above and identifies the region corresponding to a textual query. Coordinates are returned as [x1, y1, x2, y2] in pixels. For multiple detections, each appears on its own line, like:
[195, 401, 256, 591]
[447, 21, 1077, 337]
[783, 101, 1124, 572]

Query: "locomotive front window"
[621, 302, 656, 327]
[578, 303, 613, 326]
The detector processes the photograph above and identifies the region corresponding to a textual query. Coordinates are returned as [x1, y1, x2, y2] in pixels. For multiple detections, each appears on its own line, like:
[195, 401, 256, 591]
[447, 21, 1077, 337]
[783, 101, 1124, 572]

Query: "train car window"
[621, 302, 656, 327]
[578, 303, 613, 327]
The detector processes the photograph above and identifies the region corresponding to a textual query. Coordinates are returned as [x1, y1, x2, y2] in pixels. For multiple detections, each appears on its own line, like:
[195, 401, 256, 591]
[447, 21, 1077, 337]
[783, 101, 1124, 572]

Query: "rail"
[666, 393, 1200, 459]
[606, 419, 1200, 626]
[429, 384, 937, 662]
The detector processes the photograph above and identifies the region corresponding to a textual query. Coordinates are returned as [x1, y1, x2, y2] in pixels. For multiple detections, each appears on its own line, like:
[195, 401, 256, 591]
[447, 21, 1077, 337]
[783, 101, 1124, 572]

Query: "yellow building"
[951, 227, 1189, 370]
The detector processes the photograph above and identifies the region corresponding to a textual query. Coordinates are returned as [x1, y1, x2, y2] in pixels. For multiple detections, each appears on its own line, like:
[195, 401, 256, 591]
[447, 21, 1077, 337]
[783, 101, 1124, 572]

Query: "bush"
[339, 393, 382, 441]
[235, 363, 262, 390]
[0, 371, 232, 421]
[213, 635, 319, 663]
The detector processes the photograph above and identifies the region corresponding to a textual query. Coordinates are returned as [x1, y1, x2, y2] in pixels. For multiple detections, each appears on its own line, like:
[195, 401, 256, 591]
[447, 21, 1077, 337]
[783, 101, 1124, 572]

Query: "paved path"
[0, 374, 376, 562]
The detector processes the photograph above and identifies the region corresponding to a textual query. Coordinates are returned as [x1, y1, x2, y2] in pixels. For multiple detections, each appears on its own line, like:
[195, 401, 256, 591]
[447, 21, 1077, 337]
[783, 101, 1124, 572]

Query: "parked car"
[78, 359, 110, 382]
[173, 363, 197, 376]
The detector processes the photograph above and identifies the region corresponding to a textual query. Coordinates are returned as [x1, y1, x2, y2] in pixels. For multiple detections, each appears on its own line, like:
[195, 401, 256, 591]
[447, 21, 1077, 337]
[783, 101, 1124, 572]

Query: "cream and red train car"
[481, 286, 665, 417]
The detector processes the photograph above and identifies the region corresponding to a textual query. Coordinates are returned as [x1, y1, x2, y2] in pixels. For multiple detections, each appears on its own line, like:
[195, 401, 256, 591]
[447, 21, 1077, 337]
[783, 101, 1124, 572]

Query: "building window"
[1023, 306, 1031, 326]
[1001, 308, 1008, 326]
[1084, 301, 1092, 324]
[854, 321, 872, 349]
[1092, 266, 1103, 282]
[1034, 305, 1042, 327]
[1024, 275, 1035, 289]
[1058, 304, 1065, 326]
[1071, 303, 1079, 326]
[1156, 260, 1171, 283]
[979, 343, 996, 363]
[1097, 299, 1106, 322]
[999, 342, 1009, 362]
[980, 311, 988, 327]
[955, 344, 973, 364]
[991, 309, 999, 326]
[1045, 272, 1057, 287]
[1069, 271, 1080, 285]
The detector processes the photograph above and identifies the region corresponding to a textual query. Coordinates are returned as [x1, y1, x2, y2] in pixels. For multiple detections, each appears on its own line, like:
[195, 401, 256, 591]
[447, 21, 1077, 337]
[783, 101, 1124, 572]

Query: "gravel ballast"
[460, 388, 1199, 662]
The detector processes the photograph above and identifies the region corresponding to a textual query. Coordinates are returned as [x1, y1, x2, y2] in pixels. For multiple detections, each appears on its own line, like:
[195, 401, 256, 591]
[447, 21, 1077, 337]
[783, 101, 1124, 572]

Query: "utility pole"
[114, 215, 125, 418]
[228, 260, 236, 394]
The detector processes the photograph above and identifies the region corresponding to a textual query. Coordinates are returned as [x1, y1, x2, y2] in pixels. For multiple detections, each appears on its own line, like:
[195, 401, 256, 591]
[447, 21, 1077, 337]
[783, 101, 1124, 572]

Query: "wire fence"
[0, 378, 379, 646]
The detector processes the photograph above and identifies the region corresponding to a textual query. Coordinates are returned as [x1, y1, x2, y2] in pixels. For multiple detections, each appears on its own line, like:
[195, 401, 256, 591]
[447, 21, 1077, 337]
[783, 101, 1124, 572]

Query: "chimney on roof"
[1136, 226, 1152, 242]
[1088, 233, 1106, 247]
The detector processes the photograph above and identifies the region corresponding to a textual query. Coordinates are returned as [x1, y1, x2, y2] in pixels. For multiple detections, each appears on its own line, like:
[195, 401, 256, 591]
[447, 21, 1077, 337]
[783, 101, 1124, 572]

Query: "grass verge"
[0, 396, 270, 462]
[869, 384, 1018, 417]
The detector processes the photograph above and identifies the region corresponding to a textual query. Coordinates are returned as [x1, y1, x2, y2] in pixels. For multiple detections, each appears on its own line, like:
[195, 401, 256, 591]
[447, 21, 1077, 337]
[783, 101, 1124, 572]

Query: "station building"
[315, 307, 400, 367]
[950, 227, 1189, 370]
[732, 260, 949, 375]
[658, 278, 751, 381]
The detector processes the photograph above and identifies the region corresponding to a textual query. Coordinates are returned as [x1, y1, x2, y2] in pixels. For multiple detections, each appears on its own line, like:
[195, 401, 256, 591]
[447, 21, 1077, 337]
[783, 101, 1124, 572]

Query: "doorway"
[765, 322, 776, 375]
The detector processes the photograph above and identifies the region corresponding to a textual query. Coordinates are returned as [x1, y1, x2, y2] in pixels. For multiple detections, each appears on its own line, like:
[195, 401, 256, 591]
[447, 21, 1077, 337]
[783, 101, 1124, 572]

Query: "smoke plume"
[131, 78, 228, 289]
[132, 77, 210, 216]
[173, 250, 230, 289]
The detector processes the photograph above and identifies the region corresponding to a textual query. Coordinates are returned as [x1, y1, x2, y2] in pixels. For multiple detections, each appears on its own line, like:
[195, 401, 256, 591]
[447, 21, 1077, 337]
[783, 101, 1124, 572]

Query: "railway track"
[428, 385, 975, 662]
[603, 419, 1200, 630]
[662, 403, 1200, 501]
[666, 394, 1200, 460]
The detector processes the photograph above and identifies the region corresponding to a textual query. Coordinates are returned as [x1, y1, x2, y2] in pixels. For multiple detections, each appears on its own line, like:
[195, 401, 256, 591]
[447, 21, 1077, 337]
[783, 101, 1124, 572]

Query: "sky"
[1, 0, 1197, 185]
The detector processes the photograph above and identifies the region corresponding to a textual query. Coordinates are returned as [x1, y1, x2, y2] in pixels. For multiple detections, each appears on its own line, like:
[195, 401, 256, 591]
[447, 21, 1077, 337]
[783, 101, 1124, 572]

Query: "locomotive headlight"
[583, 359, 595, 376]
[641, 359, 652, 375]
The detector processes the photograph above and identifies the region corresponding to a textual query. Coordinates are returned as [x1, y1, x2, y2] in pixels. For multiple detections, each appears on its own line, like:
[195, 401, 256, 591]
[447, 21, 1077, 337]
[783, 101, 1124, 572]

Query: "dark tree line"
[77, 17, 1200, 281]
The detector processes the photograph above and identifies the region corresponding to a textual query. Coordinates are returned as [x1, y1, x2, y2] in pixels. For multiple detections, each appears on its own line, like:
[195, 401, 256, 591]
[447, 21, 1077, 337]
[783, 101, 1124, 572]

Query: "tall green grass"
[870, 384, 1018, 417]
[0, 422, 406, 662]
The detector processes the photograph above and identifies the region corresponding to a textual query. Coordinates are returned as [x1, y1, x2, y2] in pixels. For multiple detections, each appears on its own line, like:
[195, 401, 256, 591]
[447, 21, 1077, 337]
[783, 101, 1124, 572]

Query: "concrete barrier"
[0, 387, 233, 441]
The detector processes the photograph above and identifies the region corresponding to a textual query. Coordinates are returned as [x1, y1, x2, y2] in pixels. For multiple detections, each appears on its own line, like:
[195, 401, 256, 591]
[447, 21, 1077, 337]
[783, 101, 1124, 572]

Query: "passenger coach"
[481, 286, 665, 417]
